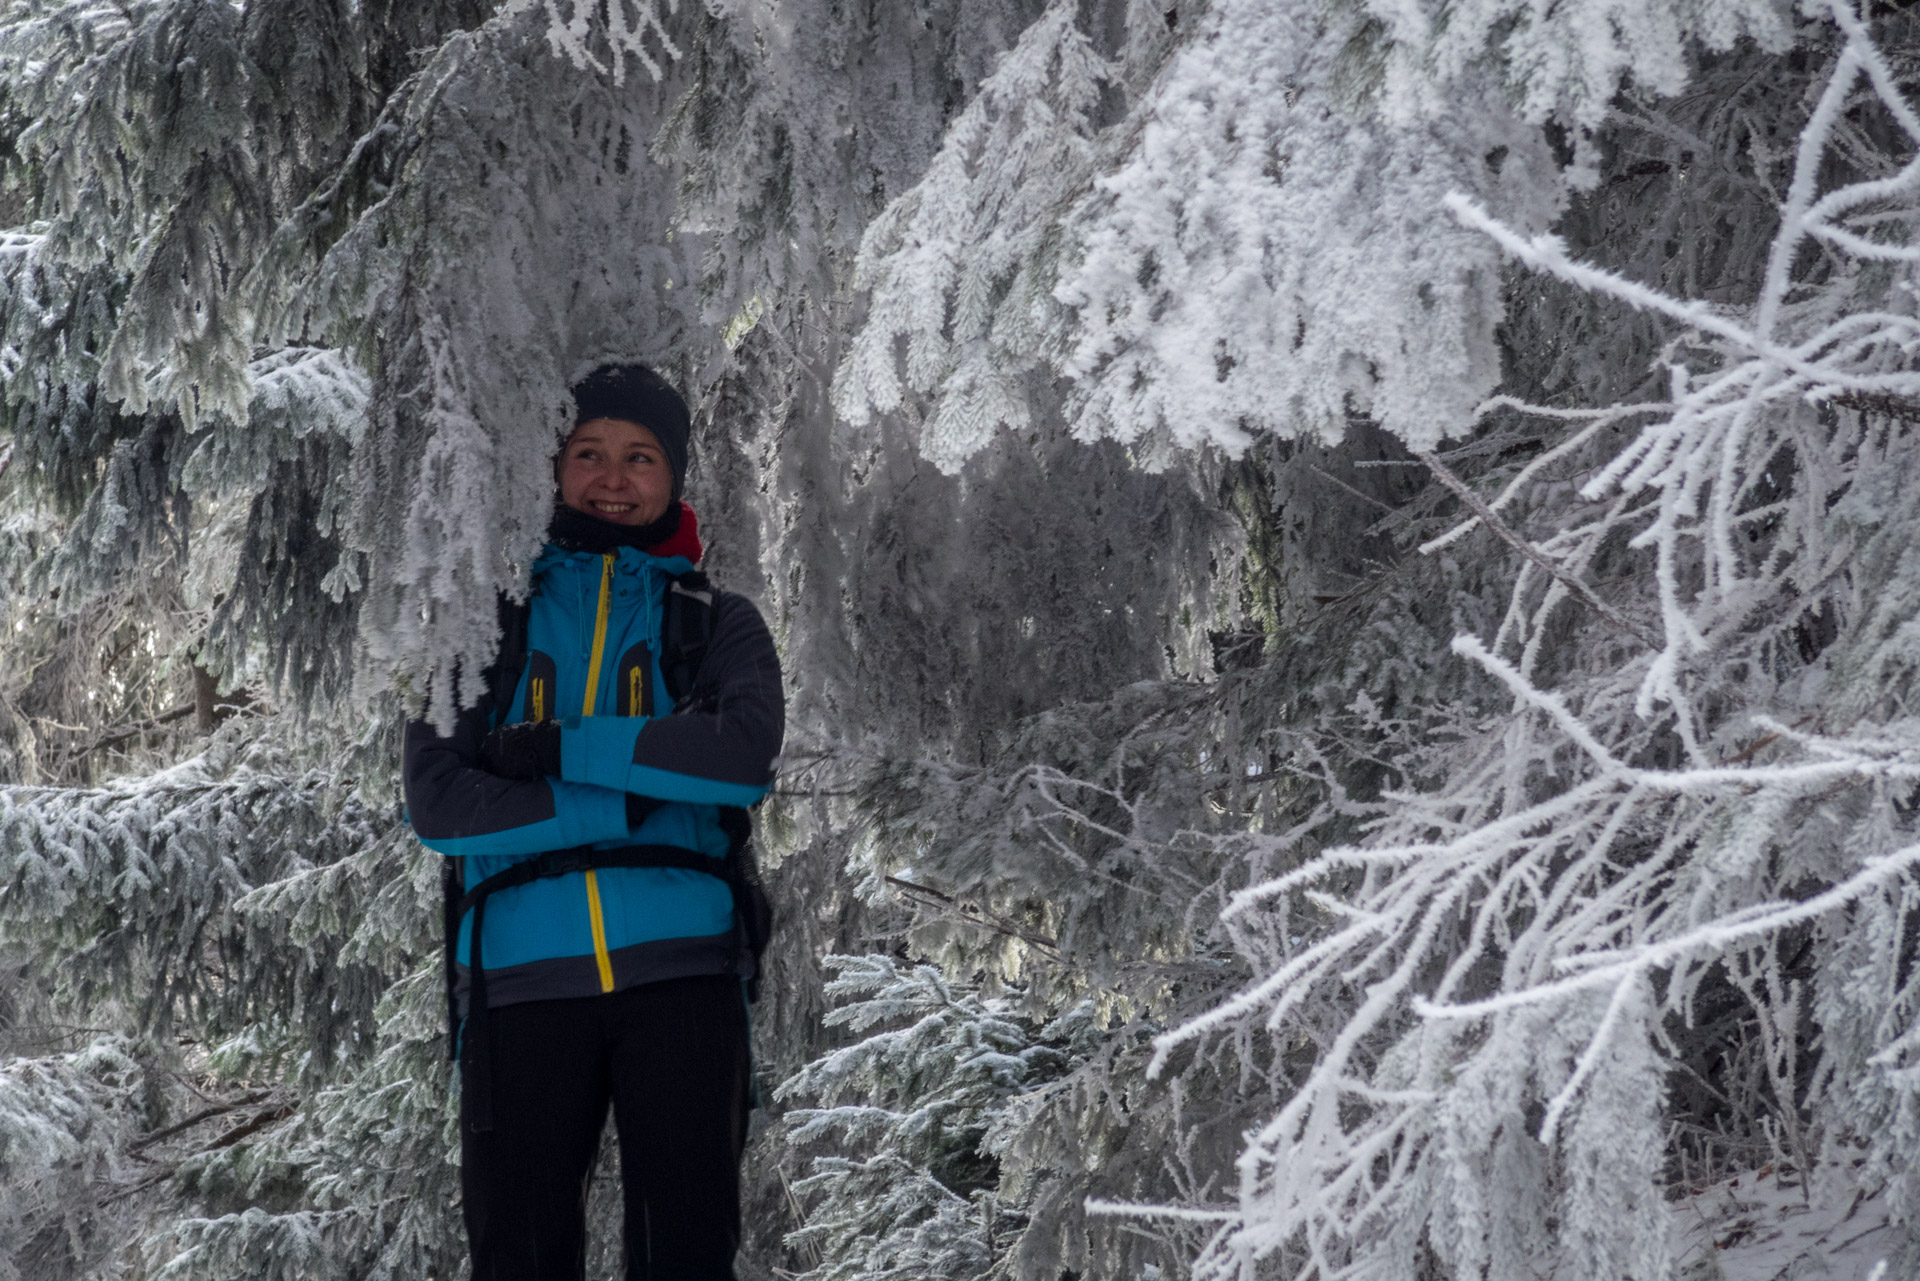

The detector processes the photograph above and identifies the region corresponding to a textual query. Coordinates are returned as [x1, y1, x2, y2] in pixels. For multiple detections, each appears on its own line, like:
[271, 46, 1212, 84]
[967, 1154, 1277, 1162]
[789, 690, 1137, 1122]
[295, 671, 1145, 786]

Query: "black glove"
[626, 793, 663, 829]
[480, 720, 562, 780]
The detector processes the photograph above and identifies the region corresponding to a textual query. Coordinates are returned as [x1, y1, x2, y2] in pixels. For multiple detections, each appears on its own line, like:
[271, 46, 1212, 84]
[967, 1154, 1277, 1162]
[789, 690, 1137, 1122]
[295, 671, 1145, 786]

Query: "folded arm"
[404, 689, 631, 859]
[558, 591, 785, 806]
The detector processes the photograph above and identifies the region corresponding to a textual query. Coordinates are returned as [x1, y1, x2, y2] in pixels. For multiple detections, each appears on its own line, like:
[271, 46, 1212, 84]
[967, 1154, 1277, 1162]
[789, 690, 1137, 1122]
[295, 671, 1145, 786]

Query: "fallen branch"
[129, 1088, 273, 1153]
[101, 1098, 296, 1208]
[205, 1100, 296, 1150]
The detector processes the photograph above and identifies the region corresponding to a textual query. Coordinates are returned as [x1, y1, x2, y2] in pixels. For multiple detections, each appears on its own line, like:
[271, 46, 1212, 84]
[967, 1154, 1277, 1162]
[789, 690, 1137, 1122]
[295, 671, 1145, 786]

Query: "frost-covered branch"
[1150, 9, 1920, 1278]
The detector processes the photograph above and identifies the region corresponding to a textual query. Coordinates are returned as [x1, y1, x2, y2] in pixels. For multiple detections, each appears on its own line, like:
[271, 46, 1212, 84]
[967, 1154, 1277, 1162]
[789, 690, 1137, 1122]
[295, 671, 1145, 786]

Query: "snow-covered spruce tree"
[0, 1, 1223, 1277]
[796, 3, 1920, 1281]
[1151, 13, 1920, 1281]
[776, 956, 1104, 1281]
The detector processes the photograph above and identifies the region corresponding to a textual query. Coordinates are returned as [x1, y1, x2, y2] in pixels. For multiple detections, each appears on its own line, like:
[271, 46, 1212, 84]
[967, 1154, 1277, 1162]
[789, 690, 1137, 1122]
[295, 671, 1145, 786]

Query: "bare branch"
[1414, 450, 1661, 648]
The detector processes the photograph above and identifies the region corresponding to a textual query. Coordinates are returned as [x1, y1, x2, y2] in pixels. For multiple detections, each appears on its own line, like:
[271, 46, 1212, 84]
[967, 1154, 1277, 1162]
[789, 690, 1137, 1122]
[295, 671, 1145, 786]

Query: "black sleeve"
[629, 589, 786, 798]
[405, 680, 631, 857]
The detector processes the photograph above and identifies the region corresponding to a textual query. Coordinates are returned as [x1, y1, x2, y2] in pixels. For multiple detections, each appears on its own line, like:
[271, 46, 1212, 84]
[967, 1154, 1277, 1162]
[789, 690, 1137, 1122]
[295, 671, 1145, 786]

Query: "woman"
[404, 363, 784, 1281]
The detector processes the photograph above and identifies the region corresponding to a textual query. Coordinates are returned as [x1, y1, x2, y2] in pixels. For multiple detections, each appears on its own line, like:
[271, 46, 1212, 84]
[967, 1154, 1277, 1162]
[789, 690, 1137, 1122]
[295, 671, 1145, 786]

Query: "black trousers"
[461, 974, 750, 1281]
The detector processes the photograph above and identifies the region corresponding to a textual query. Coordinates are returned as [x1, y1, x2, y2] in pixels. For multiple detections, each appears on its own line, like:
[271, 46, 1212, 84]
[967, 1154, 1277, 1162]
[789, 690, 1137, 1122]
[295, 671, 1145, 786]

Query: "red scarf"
[646, 500, 705, 563]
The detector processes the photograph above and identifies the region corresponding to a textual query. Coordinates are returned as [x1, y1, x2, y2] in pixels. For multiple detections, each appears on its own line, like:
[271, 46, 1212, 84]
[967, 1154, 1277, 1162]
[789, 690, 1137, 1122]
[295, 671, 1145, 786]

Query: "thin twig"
[884, 876, 1063, 959]
[1306, 464, 1402, 518]
[129, 1089, 272, 1153]
[65, 702, 197, 757]
[94, 1169, 175, 1209]
[1718, 715, 1818, 767]
[1414, 450, 1661, 647]
[778, 1166, 823, 1271]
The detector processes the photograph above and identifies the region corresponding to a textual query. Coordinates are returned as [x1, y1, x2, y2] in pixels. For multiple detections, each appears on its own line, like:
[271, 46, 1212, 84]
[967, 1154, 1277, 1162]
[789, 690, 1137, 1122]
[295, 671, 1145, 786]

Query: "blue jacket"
[403, 542, 784, 1010]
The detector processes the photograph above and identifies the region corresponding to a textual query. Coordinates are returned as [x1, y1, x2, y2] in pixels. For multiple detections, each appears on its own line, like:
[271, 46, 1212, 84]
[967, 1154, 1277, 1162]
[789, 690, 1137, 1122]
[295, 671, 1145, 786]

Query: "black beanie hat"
[571, 363, 692, 497]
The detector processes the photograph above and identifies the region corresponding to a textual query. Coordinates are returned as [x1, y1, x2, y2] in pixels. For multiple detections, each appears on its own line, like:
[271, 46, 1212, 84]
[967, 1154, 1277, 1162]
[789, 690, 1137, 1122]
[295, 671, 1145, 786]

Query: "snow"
[1673, 1159, 1894, 1281]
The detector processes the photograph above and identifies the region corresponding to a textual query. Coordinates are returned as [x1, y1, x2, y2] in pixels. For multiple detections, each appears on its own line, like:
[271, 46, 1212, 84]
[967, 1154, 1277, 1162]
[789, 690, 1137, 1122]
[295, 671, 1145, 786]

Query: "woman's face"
[558, 418, 674, 526]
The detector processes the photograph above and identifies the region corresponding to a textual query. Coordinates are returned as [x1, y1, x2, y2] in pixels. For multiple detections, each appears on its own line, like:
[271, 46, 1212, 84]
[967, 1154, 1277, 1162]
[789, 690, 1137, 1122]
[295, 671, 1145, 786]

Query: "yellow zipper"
[583, 869, 615, 992]
[582, 552, 616, 994]
[581, 553, 614, 717]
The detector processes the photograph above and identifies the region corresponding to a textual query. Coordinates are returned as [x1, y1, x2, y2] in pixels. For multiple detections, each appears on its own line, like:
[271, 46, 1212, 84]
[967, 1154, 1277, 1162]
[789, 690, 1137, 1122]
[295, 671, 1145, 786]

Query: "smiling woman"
[402, 361, 785, 1281]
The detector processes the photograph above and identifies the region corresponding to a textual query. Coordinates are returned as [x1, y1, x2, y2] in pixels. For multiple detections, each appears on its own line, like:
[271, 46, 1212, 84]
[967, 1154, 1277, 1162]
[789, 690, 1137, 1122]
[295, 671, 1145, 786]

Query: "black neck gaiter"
[545, 501, 682, 554]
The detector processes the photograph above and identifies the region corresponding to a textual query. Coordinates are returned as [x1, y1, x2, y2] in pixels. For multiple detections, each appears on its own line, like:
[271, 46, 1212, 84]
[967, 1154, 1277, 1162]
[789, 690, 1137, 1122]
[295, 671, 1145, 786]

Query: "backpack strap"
[441, 593, 531, 1061]
[718, 805, 774, 1004]
[660, 571, 715, 710]
[659, 577, 774, 1001]
[441, 858, 465, 1064]
[486, 593, 532, 726]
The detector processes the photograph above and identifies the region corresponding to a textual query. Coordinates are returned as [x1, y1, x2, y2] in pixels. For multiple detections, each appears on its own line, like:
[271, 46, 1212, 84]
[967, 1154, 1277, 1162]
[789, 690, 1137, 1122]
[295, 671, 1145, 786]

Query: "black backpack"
[441, 570, 775, 1130]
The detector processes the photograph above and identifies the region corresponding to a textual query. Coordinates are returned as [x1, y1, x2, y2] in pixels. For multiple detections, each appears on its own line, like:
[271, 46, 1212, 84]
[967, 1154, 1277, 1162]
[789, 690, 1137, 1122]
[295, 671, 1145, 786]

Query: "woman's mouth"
[592, 502, 636, 516]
